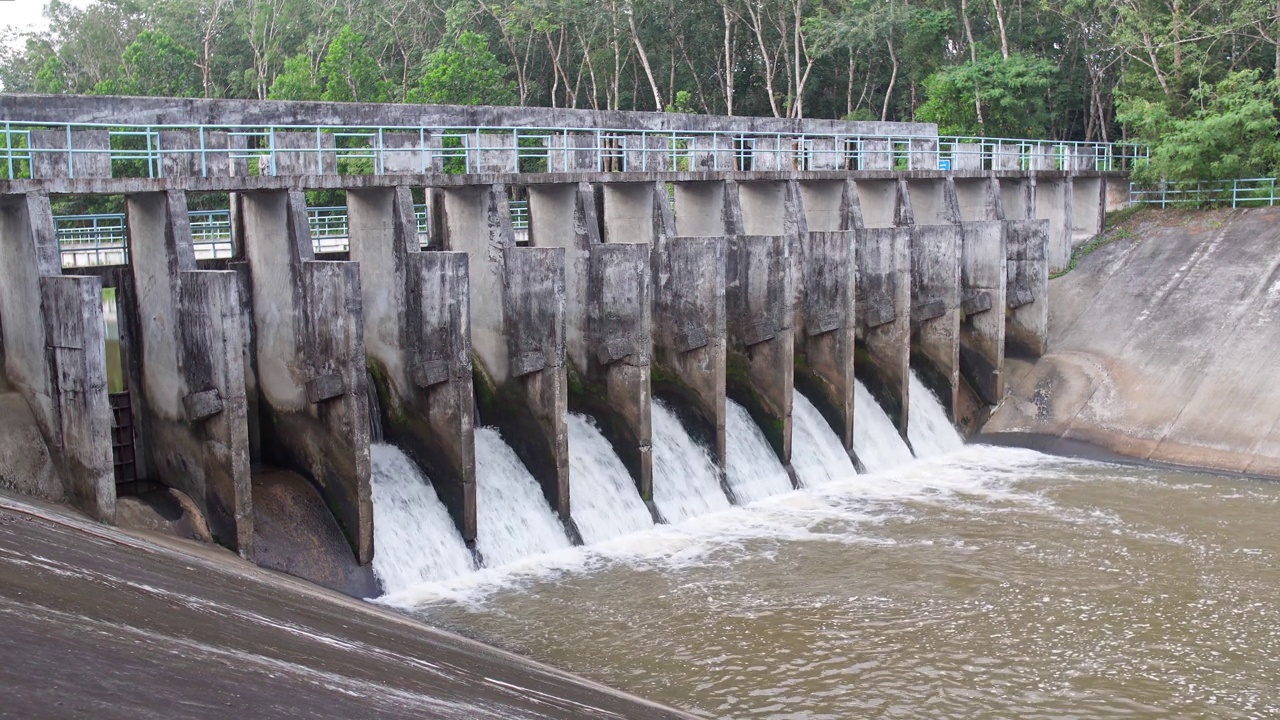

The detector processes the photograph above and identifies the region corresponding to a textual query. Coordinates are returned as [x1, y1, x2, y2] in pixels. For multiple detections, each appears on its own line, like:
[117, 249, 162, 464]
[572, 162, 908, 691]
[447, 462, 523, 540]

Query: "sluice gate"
[0, 96, 1124, 593]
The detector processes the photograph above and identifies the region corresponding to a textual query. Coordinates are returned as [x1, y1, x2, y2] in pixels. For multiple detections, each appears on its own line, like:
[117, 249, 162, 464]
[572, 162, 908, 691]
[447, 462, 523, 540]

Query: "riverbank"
[0, 490, 698, 720]
[984, 206, 1280, 478]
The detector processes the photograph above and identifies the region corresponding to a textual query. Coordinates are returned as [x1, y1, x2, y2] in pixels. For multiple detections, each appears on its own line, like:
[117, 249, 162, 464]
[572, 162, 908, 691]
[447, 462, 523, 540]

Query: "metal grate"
[109, 391, 136, 484]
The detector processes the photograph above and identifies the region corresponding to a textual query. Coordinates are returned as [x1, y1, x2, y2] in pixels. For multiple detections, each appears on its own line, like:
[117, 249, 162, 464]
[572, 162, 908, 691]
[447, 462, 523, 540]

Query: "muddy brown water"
[399, 447, 1280, 718]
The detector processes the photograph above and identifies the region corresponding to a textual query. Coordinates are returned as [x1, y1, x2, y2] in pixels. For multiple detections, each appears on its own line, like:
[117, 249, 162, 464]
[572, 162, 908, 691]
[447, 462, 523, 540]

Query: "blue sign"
[938, 159, 952, 171]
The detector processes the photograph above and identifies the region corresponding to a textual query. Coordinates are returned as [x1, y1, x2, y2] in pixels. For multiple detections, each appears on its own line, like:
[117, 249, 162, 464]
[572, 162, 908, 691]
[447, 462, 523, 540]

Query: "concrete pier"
[794, 230, 857, 451]
[904, 180, 962, 420]
[853, 180, 913, 439]
[435, 184, 572, 529]
[530, 182, 654, 512]
[0, 192, 114, 521]
[347, 186, 477, 545]
[240, 189, 372, 564]
[126, 190, 252, 555]
[1035, 178, 1074, 273]
[725, 233, 795, 475]
[953, 179, 1007, 408]
[1005, 219, 1051, 357]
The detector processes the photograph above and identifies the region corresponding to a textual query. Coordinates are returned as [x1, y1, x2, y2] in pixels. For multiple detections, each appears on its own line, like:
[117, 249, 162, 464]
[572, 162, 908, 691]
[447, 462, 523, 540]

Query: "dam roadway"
[0, 491, 696, 720]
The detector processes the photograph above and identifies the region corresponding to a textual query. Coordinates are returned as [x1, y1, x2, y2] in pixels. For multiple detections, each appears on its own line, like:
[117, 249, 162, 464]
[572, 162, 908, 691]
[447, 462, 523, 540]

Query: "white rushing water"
[651, 400, 730, 524]
[853, 379, 915, 473]
[475, 427, 572, 568]
[907, 372, 965, 459]
[725, 399, 794, 503]
[567, 413, 655, 544]
[791, 391, 858, 487]
[369, 444, 475, 594]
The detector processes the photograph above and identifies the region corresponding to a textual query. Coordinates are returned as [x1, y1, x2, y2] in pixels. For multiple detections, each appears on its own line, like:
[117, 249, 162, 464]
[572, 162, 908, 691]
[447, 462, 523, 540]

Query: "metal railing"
[52, 200, 530, 268]
[2, 120, 1147, 181]
[1128, 178, 1280, 208]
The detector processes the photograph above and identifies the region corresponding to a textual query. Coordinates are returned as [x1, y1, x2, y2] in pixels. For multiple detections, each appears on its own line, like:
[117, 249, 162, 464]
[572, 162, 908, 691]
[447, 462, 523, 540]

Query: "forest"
[4, 0, 1280, 181]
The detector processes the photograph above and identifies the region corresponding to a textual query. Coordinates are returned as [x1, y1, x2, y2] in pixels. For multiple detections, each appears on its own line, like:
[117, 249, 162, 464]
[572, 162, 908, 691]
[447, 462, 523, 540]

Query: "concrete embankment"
[0, 491, 698, 720]
[984, 207, 1280, 478]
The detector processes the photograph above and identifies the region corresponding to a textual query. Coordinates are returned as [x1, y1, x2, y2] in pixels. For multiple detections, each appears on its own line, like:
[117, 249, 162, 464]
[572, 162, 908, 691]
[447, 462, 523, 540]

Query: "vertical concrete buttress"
[853, 180, 913, 440]
[127, 190, 253, 556]
[347, 186, 477, 545]
[240, 189, 373, 565]
[531, 182, 654, 515]
[1005, 218, 1051, 358]
[436, 184, 573, 531]
[954, 178, 1008, 407]
[0, 192, 115, 522]
[905, 179, 963, 421]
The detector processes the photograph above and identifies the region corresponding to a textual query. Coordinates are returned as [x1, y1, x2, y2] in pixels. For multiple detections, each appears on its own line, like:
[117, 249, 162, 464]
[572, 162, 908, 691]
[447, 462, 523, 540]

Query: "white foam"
[853, 379, 915, 472]
[651, 400, 730, 523]
[791, 391, 858, 487]
[369, 444, 475, 594]
[725, 399, 794, 503]
[908, 371, 965, 458]
[475, 427, 572, 569]
[567, 413, 655, 544]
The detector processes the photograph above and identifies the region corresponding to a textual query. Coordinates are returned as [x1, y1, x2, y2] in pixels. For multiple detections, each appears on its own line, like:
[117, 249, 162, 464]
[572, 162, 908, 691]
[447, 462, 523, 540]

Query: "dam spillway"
[0, 95, 1124, 595]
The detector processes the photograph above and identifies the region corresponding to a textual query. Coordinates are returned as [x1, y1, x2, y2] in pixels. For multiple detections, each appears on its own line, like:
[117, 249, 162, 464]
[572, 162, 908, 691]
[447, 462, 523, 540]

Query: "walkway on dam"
[985, 206, 1280, 479]
[0, 491, 696, 720]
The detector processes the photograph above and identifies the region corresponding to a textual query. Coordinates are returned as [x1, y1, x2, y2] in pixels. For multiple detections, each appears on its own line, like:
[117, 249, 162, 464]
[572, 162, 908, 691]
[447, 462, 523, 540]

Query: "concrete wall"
[1071, 176, 1104, 245]
[958, 220, 1007, 406]
[1035, 178, 1074, 273]
[986, 207, 1280, 479]
[1005, 219, 1050, 358]
[0, 192, 114, 522]
[909, 224, 962, 419]
[347, 186, 476, 544]
[126, 190, 252, 555]
[672, 182, 727, 237]
[795, 231, 857, 452]
[855, 226, 912, 439]
[30, 129, 111, 179]
[652, 236, 727, 472]
[240, 189, 372, 565]
[530, 182, 654, 511]
[725, 234, 795, 475]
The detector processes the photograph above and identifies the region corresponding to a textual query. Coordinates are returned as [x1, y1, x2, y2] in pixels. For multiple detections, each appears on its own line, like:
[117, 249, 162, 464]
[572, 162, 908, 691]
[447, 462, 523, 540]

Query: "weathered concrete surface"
[1035, 178, 1074, 273]
[910, 224, 962, 419]
[986, 208, 1280, 479]
[240, 189, 372, 564]
[1005, 219, 1051, 358]
[1071, 176, 1104, 245]
[0, 391, 60, 503]
[0, 491, 700, 719]
[795, 231, 856, 451]
[347, 186, 476, 545]
[652, 236, 728, 472]
[726, 234, 794, 471]
[959, 221, 1007, 406]
[532, 183, 654, 507]
[251, 468, 379, 598]
[855, 226, 913, 439]
[115, 486, 213, 544]
[126, 190, 252, 556]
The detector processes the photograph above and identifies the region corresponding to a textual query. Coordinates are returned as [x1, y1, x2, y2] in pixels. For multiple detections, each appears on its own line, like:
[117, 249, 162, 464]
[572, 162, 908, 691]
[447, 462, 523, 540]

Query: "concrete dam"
[0, 96, 1125, 599]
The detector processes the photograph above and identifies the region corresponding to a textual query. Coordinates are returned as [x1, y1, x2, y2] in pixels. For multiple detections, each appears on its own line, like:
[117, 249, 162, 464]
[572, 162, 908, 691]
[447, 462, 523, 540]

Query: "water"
[567, 413, 654, 544]
[791, 391, 858, 487]
[724, 399, 793, 504]
[474, 427, 572, 568]
[853, 378, 915, 472]
[405, 451, 1280, 719]
[651, 400, 730, 523]
[908, 371, 964, 458]
[369, 444, 474, 593]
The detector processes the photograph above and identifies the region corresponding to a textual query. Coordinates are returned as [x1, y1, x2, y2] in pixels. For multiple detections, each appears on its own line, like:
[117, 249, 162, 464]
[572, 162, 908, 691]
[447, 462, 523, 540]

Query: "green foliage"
[665, 90, 696, 114]
[409, 31, 516, 106]
[92, 30, 201, 97]
[270, 26, 388, 102]
[917, 54, 1057, 137]
[1119, 70, 1280, 183]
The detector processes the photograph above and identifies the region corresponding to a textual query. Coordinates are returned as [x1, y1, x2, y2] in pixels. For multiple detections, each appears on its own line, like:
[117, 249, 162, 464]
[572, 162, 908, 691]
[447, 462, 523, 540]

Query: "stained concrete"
[986, 207, 1280, 479]
[0, 491, 699, 718]
[0, 391, 60, 503]
[795, 231, 857, 452]
[1005, 219, 1051, 358]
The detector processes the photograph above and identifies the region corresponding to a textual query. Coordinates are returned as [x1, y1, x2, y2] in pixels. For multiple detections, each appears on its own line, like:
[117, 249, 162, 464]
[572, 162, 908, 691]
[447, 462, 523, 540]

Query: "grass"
[1051, 208, 1144, 279]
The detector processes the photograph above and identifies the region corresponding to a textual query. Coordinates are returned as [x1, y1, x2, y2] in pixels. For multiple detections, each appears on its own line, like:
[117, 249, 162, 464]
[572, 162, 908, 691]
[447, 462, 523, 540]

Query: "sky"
[1, 0, 93, 40]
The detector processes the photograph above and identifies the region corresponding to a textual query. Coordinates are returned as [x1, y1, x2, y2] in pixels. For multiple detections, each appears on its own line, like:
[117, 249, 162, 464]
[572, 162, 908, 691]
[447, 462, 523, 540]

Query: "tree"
[93, 30, 202, 97]
[409, 30, 518, 105]
[1120, 70, 1280, 182]
[917, 54, 1057, 137]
